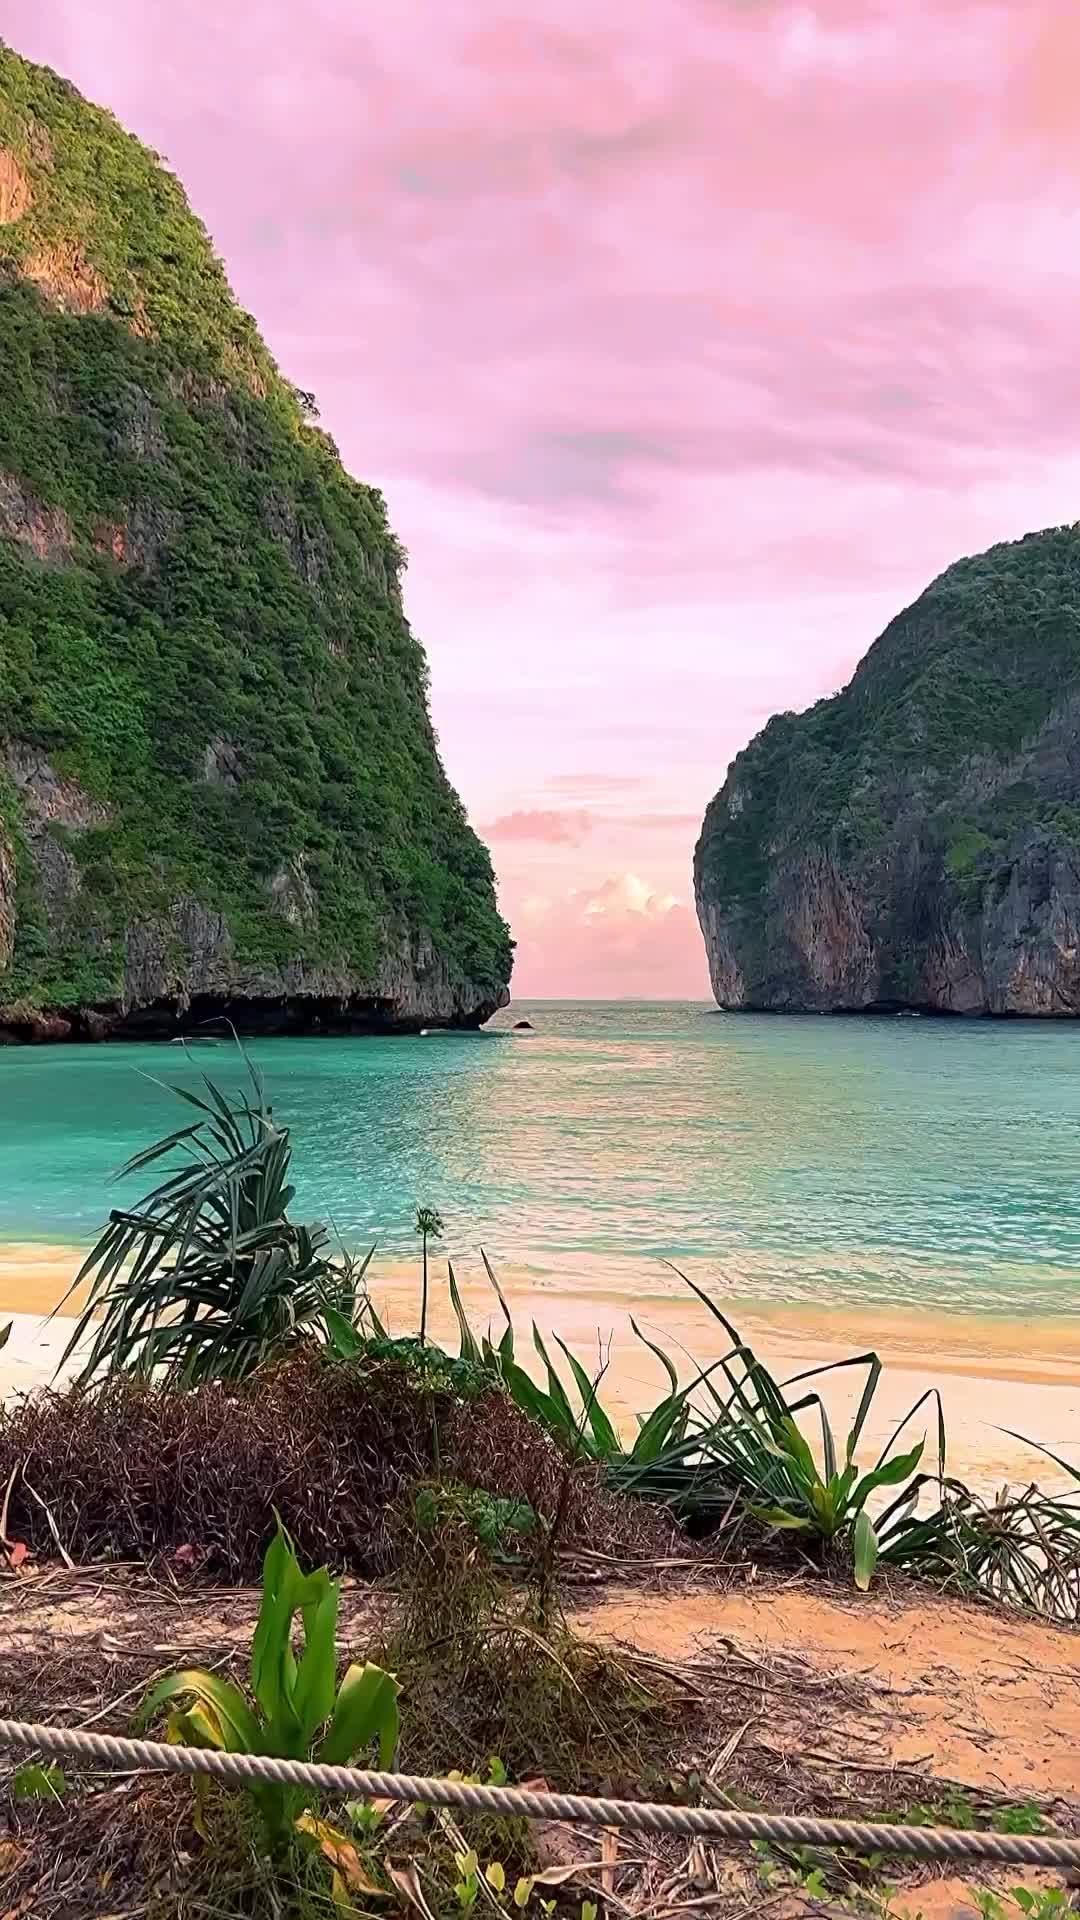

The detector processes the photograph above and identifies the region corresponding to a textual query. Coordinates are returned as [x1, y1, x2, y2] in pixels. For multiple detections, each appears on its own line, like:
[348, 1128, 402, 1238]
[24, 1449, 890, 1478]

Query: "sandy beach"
[2, 1240, 1078, 1497]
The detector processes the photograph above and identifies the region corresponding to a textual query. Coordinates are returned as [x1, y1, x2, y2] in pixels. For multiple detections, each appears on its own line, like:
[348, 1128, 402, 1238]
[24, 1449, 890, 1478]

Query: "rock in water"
[695, 526, 1080, 1016]
[0, 46, 512, 1040]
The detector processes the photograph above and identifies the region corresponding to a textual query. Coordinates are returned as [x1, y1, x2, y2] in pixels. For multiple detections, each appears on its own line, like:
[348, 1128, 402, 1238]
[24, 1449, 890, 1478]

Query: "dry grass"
[5, 1608, 1070, 1920]
[4, 1560, 1078, 1920]
[0, 1349, 681, 1579]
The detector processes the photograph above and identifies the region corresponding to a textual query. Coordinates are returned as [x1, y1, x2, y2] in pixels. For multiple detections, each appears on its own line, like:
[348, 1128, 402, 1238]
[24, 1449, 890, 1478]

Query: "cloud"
[16, 3, 1075, 570]
[582, 873, 678, 916]
[12, 0, 1080, 1000]
[507, 872, 711, 998]
[483, 804, 703, 844]
[483, 808, 593, 844]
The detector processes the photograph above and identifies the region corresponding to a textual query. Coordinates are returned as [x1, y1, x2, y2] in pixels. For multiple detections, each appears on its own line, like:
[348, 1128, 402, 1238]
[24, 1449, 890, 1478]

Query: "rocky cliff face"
[695, 526, 1080, 1016]
[0, 46, 511, 1040]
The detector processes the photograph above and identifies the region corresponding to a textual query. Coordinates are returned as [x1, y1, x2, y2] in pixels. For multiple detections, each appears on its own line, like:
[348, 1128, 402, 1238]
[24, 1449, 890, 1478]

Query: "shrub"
[0, 1349, 676, 1578]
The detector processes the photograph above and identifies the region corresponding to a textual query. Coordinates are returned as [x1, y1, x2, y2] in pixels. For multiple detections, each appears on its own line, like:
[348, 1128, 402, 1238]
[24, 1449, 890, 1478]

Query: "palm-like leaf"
[56, 1049, 364, 1387]
[470, 1258, 936, 1582]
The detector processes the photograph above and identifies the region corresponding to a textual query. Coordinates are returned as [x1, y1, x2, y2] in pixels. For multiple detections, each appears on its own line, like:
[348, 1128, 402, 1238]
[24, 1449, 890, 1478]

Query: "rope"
[2, 1717, 1079, 1870]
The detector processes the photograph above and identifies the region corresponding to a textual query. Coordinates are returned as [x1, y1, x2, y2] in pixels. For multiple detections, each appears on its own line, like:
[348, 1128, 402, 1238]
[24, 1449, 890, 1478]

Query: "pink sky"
[5, 1, 1080, 997]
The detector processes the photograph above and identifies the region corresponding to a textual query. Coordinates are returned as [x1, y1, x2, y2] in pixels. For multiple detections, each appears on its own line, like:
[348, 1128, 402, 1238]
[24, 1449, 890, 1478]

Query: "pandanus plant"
[447, 1257, 933, 1589]
[55, 1053, 368, 1387]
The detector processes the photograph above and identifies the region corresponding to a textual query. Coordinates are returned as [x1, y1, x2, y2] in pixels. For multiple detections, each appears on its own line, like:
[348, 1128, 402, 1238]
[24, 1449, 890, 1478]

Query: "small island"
[0, 45, 511, 1042]
[695, 526, 1080, 1015]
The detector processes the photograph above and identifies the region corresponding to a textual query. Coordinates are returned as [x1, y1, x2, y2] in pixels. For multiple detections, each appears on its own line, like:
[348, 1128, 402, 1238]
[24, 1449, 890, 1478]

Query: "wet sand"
[2, 1242, 1078, 1495]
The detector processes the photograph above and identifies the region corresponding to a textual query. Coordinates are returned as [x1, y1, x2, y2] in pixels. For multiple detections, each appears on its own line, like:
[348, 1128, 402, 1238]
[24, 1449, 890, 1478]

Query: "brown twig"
[0, 1455, 21, 1547]
[22, 1479, 75, 1569]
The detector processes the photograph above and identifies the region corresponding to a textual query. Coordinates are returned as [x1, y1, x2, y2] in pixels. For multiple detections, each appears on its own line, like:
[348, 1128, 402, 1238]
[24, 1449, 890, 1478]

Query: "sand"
[3, 1567, 1076, 1919]
[578, 1580, 1080, 1917]
[6, 1569, 1078, 1800]
[576, 1580, 1080, 1800]
[2, 1241, 1078, 1495]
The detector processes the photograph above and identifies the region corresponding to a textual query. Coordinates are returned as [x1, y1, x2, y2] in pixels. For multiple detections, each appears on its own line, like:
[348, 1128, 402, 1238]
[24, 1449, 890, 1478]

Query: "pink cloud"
[6, 2, 1080, 995]
[483, 806, 702, 844]
[510, 874, 710, 999]
[483, 808, 594, 845]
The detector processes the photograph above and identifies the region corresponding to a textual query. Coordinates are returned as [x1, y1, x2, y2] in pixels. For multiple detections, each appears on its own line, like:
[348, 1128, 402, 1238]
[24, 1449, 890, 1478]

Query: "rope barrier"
[2, 1716, 1079, 1870]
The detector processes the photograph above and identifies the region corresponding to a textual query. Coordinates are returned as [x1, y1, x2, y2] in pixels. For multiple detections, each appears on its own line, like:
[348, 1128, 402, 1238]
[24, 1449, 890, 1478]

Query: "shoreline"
[3, 1241, 1078, 1494]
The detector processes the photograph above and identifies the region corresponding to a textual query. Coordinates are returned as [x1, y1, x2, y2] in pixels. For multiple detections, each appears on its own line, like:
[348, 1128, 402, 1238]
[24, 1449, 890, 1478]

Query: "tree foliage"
[697, 524, 1080, 909]
[0, 43, 511, 1009]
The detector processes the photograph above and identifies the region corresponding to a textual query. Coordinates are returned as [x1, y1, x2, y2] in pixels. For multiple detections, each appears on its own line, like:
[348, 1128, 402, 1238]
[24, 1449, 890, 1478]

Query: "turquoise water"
[2, 1002, 1080, 1315]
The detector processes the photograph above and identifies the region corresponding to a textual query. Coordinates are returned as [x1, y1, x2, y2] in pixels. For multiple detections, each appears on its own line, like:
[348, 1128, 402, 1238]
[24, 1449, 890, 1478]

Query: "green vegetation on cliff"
[0, 44, 511, 1021]
[695, 525, 1080, 1013]
[703, 527, 1080, 907]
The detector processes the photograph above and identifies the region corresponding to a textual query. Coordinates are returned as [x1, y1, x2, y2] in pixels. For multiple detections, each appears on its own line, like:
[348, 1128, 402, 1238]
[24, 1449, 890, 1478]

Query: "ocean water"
[1, 1002, 1080, 1317]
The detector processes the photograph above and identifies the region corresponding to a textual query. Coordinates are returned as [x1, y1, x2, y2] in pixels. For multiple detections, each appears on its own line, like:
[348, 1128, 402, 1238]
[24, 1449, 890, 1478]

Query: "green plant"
[136, 1516, 399, 1851]
[897, 1794, 1047, 1837]
[994, 1805, 1048, 1836]
[449, 1252, 696, 1471]
[402, 1258, 1080, 1612]
[414, 1483, 539, 1556]
[876, 1475, 1080, 1618]
[454, 1846, 482, 1913]
[752, 1835, 876, 1906]
[627, 1276, 938, 1586]
[900, 1790, 978, 1830]
[320, 1275, 484, 1392]
[448, 1261, 930, 1584]
[416, 1205, 445, 1349]
[11, 1761, 66, 1801]
[975, 1891, 1069, 1918]
[448, 1848, 536, 1914]
[56, 1054, 366, 1387]
[710, 1370, 924, 1590]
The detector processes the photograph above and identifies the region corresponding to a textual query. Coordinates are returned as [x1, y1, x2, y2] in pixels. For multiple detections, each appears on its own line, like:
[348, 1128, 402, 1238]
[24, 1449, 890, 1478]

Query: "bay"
[0, 1000, 1079, 1318]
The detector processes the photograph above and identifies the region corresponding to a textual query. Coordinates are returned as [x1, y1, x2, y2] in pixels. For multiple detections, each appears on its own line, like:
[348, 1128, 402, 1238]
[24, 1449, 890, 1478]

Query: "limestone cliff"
[695, 526, 1080, 1016]
[0, 45, 511, 1039]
